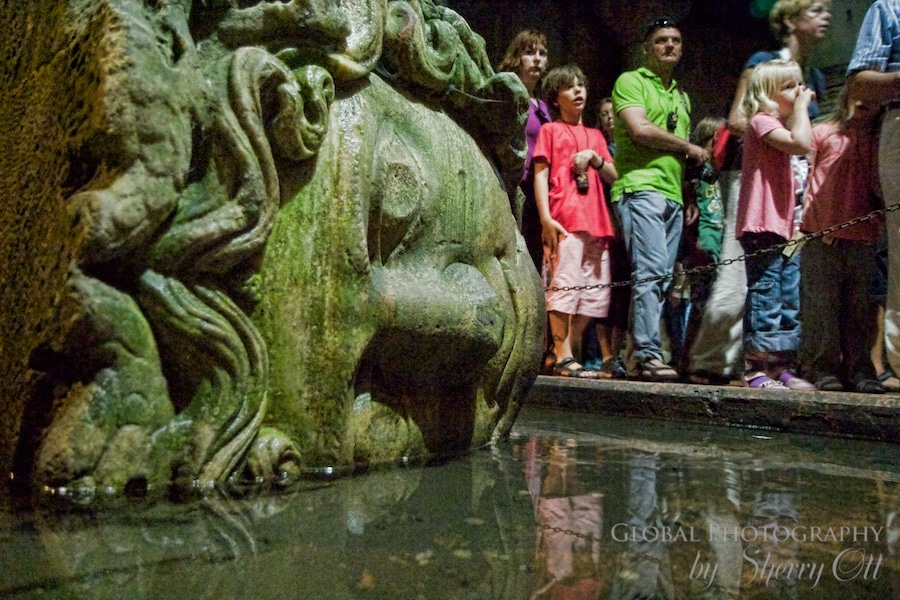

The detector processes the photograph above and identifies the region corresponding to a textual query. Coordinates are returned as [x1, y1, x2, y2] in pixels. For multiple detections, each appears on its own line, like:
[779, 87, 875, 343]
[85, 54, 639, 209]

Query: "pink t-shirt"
[802, 122, 882, 242]
[533, 122, 615, 238]
[736, 113, 796, 241]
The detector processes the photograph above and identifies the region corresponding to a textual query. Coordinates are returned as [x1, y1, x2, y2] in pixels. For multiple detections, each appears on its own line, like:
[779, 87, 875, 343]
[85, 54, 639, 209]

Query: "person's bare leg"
[597, 321, 614, 362]
[681, 318, 701, 373]
[872, 304, 887, 376]
[872, 304, 900, 390]
[611, 325, 625, 360]
[568, 313, 592, 363]
[549, 310, 573, 363]
[549, 312, 598, 378]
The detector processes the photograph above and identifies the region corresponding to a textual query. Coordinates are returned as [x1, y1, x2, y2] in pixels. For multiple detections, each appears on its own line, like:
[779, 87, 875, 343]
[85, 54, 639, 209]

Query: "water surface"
[1, 407, 897, 599]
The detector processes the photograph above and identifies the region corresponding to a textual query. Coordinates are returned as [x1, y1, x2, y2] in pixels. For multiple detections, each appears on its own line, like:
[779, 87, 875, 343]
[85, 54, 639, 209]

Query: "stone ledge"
[525, 376, 900, 442]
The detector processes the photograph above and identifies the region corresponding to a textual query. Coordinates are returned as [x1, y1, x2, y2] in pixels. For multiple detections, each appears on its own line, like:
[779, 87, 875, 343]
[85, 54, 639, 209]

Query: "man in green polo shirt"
[611, 18, 709, 381]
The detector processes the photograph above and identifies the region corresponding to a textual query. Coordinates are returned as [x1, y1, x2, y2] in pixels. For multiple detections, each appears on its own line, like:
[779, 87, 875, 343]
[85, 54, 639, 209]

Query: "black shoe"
[814, 375, 845, 392]
[600, 356, 627, 379]
[853, 374, 886, 394]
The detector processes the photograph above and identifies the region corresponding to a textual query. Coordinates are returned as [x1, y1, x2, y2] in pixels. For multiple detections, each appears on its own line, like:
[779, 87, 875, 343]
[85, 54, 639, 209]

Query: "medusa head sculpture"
[1, 0, 542, 500]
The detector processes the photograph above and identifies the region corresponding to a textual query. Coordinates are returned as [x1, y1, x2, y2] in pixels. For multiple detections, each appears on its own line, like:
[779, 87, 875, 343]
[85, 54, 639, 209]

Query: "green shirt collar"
[635, 66, 678, 92]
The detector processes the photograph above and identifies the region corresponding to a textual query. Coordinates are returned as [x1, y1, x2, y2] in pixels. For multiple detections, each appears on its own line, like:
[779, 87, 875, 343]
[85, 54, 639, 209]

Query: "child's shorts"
[545, 232, 611, 318]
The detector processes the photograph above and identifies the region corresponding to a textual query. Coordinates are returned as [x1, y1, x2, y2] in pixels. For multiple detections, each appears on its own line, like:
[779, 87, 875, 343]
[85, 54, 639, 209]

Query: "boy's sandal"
[636, 359, 679, 382]
[552, 357, 600, 379]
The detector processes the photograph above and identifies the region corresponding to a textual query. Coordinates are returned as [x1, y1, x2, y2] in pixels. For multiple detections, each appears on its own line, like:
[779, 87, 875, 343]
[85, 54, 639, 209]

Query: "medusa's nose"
[368, 261, 505, 387]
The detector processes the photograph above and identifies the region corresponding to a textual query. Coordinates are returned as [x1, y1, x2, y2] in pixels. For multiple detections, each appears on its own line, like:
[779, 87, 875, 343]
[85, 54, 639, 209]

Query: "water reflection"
[527, 438, 604, 598]
[514, 409, 900, 600]
[1, 407, 898, 599]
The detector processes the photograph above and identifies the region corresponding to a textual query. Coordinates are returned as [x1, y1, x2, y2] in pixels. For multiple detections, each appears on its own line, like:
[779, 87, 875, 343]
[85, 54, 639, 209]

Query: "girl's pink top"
[736, 112, 796, 241]
[801, 122, 882, 242]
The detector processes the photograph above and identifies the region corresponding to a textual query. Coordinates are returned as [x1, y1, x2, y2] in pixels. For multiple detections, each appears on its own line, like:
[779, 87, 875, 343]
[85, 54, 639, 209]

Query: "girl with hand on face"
[729, 0, 832, 134]
[686, 1, 832, 386]
[735, 59, 817, 390]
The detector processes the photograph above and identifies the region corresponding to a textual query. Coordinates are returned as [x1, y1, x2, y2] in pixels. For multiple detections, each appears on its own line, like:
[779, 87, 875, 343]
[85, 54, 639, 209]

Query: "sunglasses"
[644, 18, 678, 40]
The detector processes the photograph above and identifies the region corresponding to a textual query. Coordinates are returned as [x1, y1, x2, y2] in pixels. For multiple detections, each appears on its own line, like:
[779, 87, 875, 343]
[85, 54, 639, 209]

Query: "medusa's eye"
[368, 130, 424, 266]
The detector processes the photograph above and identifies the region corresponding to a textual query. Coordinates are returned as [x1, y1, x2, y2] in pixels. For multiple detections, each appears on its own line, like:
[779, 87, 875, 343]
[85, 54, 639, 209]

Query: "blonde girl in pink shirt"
[735, 59, 816, 390]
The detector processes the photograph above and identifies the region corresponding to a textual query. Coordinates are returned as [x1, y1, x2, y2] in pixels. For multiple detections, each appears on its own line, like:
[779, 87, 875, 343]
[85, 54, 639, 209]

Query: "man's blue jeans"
[615, 191, 683, 363]
[740, 232, 801, 353]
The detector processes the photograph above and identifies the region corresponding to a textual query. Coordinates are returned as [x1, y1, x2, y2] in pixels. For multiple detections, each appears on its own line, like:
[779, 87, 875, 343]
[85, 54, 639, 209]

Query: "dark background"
[443, 0, 796, 127]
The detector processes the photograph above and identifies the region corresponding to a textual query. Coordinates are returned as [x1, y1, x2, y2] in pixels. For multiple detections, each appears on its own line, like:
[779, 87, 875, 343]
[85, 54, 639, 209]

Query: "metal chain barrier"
[545, 201, 900, 292]
[537, 521, 672, 571]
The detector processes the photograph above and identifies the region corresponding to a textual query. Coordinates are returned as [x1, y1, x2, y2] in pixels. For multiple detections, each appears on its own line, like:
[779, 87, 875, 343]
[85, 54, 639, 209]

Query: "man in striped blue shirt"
[847, 0, 900, 389]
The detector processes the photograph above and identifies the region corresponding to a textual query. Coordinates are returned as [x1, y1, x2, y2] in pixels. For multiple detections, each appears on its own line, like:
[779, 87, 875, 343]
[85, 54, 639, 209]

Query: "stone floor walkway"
[526, 375, 900, 442]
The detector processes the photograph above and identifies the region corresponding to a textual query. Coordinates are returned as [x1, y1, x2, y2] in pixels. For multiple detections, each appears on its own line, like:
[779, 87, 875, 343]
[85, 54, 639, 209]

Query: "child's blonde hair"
[821, 82, 881, 133]
[822, 83, 853, 125]
[740, 59, 803, 120]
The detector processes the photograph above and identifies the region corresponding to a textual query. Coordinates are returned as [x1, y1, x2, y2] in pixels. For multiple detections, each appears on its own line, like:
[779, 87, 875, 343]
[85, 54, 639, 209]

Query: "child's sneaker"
[743, 371, 788, 389]
[777, 370, 816, 390]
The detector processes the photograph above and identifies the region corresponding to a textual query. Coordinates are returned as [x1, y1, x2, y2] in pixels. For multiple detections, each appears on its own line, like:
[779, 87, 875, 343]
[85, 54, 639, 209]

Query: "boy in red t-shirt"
[533, 65, 618, 378]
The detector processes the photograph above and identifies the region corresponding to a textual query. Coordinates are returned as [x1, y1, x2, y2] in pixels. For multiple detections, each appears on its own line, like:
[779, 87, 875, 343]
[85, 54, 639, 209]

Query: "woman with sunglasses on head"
[685, 0, 832, 386]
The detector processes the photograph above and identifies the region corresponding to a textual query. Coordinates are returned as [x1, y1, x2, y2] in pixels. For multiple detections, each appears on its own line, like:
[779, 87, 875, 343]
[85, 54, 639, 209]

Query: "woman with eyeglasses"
[728, 0, 832, 134]
[685, 0, 832, 386]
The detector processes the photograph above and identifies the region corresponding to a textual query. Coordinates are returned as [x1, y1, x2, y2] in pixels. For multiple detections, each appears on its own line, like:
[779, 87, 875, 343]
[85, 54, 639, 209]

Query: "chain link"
[545, 201, 900, 292]
[541, 523, 602, 543]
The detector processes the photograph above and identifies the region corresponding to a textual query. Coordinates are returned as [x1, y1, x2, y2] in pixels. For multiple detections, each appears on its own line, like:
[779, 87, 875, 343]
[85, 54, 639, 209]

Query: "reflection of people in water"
[878, 478, 900, 598]
[695, 459, 743, 598]
[611, 452, 675, 599]
[530, 439, 604, 599]
[739, 466, 801, 597]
